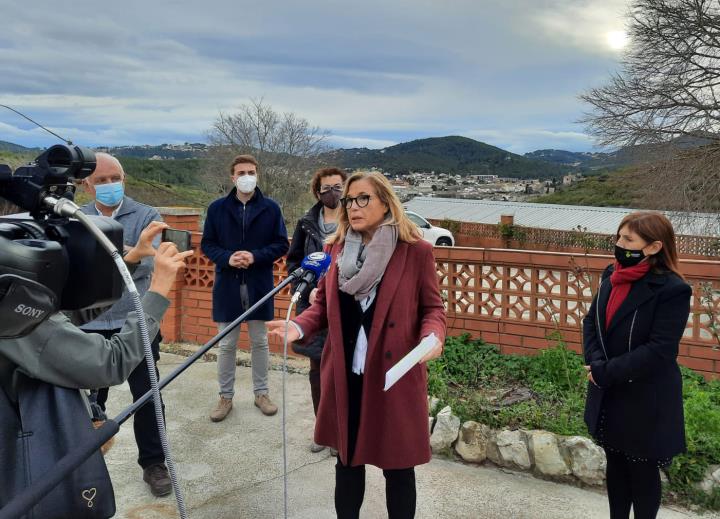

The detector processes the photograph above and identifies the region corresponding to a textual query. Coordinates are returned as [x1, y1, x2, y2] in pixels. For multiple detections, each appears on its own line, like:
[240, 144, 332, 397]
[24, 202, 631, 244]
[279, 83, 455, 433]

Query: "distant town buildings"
[94, 143, 208, 159]
[384, 170, 566, 203]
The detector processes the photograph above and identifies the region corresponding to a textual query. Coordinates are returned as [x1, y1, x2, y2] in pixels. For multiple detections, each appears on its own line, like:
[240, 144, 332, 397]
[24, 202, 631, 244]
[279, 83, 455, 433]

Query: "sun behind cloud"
[606, 30, 629, 51]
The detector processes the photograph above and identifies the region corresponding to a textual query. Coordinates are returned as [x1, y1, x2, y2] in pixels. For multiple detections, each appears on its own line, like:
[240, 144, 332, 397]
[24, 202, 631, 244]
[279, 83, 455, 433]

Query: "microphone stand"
[0, 271, 301, 519]
[115, 271, 299, 425]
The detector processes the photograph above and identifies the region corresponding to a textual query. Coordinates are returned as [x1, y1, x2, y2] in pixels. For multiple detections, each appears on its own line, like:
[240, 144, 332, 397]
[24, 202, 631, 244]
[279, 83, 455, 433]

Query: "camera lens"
[44, 145, 96, 180]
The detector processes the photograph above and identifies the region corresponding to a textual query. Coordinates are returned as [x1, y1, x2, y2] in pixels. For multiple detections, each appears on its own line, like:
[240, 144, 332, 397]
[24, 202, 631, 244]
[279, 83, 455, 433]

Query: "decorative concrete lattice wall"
[159, 209, 720, 379]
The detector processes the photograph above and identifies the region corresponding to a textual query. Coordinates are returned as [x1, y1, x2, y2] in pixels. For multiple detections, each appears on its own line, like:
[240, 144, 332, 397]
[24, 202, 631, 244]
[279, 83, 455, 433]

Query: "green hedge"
[428, 334, 720, 509]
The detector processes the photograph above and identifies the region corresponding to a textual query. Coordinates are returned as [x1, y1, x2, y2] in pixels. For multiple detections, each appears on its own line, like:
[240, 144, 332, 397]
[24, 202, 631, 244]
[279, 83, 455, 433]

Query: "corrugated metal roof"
[403, 197, 719, 237]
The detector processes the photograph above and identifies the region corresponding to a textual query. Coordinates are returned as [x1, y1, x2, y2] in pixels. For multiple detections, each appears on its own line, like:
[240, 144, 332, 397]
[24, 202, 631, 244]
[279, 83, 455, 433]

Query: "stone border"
[428, 402, 605, 487]
[428, 402, 720, 495]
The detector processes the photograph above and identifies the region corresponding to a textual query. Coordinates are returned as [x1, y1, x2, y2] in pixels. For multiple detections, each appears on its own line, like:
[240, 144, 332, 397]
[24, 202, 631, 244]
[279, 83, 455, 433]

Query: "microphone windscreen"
[300, 252, 331, 277]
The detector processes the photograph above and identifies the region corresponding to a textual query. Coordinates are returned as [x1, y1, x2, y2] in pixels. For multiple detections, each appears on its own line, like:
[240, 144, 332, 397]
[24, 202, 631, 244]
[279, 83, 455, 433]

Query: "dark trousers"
[93, 329, 165, 469]
[605, 449, 662, 519]
[335, 462, 416, 519]
[309, 357, 321, 415]
[335, 372, 416, 519]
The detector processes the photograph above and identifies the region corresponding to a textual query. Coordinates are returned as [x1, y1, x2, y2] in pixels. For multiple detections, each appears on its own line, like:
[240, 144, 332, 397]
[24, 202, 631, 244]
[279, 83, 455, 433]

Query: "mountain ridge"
[324, 136, 572, 178]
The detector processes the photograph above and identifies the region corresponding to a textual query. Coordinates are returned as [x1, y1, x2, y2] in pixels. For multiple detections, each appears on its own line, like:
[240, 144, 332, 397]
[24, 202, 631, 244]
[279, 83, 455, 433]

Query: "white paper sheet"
[383, 333, 438, 391]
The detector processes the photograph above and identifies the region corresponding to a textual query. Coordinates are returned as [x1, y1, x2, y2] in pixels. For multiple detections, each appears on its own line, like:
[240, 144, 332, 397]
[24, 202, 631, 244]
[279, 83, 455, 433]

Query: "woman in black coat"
[286, 167, 346, 453]
[583, 211, 691, 519]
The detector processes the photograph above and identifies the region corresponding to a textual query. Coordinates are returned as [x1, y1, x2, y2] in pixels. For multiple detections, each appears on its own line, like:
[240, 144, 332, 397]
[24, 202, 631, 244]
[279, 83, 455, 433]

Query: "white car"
[405, 210, 455, 246]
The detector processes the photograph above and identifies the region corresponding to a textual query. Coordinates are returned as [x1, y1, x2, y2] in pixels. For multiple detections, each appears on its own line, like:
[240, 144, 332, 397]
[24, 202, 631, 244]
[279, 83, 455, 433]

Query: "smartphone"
[161, 228, 191, 252]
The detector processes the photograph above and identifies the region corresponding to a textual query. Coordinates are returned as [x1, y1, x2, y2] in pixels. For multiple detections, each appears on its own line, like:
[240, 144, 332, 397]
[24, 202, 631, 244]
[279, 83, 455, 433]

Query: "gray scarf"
[338, 223, 398, 300]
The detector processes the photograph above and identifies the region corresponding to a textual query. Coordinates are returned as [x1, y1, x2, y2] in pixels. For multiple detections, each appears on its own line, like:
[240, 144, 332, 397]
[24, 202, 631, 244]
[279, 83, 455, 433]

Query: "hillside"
[98, 143, 208, 159]
[73, 176, 216, 209]
[0, 150, 214, 210]
[325, 136, 571, 178]
[526, 135, 720, 173]
[0, 150, 35, 169]
[523, 149, 626, 171]
[532, 168, 644, 207]
[0, 140, 41, 154]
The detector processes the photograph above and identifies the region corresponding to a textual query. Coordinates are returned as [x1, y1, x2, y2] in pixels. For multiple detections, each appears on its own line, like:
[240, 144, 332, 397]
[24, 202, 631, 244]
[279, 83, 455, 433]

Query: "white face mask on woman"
[235, 175, 257, 194]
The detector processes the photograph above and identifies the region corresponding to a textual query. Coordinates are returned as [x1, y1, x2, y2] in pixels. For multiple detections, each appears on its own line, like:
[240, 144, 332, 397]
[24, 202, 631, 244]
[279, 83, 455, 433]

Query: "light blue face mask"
[94, 182, 124, 207]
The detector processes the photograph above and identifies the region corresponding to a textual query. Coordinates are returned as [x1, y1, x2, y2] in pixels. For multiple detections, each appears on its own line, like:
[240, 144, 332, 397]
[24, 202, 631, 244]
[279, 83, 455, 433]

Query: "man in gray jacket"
[78, 153, 171, 496]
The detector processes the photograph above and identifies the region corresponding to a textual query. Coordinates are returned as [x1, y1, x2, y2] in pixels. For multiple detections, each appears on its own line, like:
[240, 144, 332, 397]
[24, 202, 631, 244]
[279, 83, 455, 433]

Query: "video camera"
[0, 144, 123, 337]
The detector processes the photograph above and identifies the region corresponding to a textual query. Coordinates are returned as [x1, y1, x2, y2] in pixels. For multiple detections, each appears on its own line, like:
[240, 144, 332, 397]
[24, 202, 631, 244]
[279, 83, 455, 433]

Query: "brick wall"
[159, 209, 720, 379]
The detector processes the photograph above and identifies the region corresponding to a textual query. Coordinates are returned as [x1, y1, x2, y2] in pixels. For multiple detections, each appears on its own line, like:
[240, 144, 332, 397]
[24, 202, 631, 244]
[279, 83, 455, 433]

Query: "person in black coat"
[201, 154, 289, 422]
[286, 167, 346, 453]
[583, 211, 691, 519]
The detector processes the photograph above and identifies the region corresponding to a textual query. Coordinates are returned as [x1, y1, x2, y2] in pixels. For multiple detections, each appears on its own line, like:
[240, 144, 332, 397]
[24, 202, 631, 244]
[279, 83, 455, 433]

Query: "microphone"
[291, 252, 331, 303]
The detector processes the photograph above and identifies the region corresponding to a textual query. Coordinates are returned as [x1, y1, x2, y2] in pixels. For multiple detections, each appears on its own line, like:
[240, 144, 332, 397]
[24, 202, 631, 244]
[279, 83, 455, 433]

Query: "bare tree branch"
[202, 99, 332, 225]
[581, 0, 720, 147]
[580, 0, 720, 227]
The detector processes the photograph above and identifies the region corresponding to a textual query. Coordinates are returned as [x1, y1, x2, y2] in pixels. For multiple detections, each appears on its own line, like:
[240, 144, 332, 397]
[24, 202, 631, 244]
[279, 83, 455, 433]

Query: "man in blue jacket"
[79, 153, 171, 497]
[201, 154, 289, 422]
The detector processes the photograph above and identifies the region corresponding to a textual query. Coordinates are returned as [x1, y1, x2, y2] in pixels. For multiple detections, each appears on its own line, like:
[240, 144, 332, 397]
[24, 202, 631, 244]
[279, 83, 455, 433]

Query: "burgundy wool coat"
[293, 239, 446, 469]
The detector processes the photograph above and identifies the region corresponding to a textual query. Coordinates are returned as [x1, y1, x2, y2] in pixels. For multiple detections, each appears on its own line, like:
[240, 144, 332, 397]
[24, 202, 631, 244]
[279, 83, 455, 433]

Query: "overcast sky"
[0, 0, 630, 153]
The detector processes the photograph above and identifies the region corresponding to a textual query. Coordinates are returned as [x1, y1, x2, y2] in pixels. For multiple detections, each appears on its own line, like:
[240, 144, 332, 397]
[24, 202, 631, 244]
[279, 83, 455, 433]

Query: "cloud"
[463, 128, 596, 154]
[327, 135, 398, 150]
[0, 0, 631, 152]
[531, 0, 631, 56]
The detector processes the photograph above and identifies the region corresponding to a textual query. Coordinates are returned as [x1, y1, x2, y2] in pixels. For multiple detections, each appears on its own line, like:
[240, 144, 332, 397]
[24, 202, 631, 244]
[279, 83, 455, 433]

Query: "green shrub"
[526, 331, 586, 397]
[428, 334, 587, 436]
[666, 368, 720, 505]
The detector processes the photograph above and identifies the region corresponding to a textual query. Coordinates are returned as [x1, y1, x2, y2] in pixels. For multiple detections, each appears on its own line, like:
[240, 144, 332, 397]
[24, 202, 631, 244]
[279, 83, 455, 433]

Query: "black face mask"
[614, 245, 646, 267]
[318, 190, 342, 209]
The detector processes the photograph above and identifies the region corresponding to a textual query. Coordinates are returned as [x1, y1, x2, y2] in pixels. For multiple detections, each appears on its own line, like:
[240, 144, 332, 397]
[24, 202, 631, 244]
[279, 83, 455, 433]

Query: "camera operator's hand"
[123, 221, 168, 264]
[149, 242, 194, 297]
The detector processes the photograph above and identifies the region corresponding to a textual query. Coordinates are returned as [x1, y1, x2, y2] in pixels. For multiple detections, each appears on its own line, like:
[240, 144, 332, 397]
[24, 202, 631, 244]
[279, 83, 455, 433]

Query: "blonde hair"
[327, 171, 421, 244]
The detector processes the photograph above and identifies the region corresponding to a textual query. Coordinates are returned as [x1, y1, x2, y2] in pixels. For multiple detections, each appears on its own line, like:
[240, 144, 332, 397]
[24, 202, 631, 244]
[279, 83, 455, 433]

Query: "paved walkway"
[103, 353, 717, 519]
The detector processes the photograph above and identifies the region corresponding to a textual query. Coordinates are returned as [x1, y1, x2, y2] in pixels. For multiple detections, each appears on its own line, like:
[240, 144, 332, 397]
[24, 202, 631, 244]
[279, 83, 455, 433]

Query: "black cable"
[0, 104, 71, 144]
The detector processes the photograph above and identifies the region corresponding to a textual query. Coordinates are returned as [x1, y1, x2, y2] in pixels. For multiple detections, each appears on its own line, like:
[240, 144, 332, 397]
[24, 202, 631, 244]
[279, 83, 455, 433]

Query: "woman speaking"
[583, 211, 691, 519]
[269, 171, 446, 519]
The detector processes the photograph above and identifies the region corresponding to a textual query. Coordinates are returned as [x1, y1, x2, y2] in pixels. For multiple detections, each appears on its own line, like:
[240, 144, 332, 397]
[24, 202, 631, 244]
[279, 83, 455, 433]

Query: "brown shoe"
[254, 394, 278, 416]
[143, 463, 172, 497]
[210, 396, 233, 422]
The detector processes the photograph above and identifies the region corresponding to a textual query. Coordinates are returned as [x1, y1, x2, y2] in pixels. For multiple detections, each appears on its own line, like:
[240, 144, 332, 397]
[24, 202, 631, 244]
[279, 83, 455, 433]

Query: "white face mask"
[235, 174, 257, 194]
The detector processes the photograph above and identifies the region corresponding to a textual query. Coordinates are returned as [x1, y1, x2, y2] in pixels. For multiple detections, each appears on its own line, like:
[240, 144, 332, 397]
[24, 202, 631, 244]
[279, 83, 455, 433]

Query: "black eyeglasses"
[319, 184, 343, 194]
[340, 194, 372, 209]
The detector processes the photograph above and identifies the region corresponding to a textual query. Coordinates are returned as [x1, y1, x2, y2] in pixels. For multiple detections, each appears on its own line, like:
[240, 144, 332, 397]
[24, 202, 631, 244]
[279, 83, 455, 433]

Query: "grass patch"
[429, 334, 720, 510]
[428, 334, 587, 437]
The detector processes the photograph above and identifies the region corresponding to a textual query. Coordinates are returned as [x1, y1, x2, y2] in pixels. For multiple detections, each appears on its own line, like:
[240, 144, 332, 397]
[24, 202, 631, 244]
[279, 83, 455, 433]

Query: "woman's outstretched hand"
[267, 320, 301, 343]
